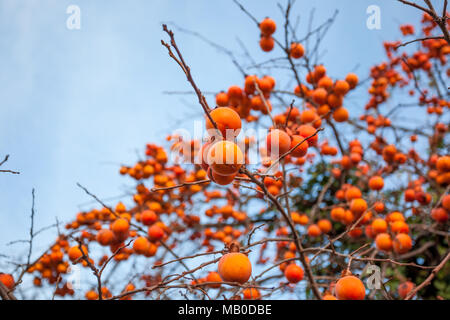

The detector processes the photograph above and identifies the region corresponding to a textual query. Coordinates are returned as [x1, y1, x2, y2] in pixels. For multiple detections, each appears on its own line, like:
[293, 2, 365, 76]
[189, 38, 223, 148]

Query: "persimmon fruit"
[335, 275, 365, 300]
[208, 140, 244, 176]
[206, 107, 242, 139]
[218, 252, 252, 284]
[260, 18, 276, 36]
[266, 129, 292, 156]
[284, 263, 304, 283]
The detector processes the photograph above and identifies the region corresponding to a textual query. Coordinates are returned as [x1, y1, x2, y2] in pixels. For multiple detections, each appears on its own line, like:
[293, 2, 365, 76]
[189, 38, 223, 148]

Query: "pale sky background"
[0, 0, 430, 265]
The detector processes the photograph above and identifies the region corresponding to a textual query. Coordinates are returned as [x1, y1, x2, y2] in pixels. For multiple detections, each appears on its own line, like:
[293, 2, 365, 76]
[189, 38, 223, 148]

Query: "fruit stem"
[228, 241, 241, 253]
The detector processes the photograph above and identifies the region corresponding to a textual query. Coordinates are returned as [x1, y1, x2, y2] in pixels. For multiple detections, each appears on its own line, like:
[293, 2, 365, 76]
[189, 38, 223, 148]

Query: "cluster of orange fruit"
[258, 16, 305, 60]
[367, 19, 450, 119]
[259, 17, 276, 52]
[336, 140, 365, 171]
[360, 114, 391, 135]
[202, 224, 245, 250]
[215, 75, 276, 122]
[293, 65, 358, 124]
[120, 144, 167, 180]
[21, 236, 74, 296]
[366, 61, 403, 110]
[430, 155, 450, 186]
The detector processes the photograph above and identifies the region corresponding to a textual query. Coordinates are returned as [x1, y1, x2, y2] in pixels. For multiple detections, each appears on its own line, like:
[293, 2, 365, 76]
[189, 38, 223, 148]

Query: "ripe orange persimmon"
[334, 80, 350, 96]
[317, 219, 332, 233]
[50, 250, 63, 263]
[141, 210, 158, 226]
[318, 76, 333, 90]
[289, 135, 309, 157]
[300, 109, 316, 123]
[331, 207, 345, 221]
[133, 236, 150, 254]
[436, 155, 450, 172]
[307, 224, 322, 237]
[68, 245, 87, 262]
[206, 271, 222, 288]
[345, 73, 359, 89]
[145, 243, 158, 257]
[335, 275, 365, 300]
[431, 207, 449, 223]
[260, 36, 274, 52]
[348, 227, 363, 238]
[111, 218, 130, 235]
[243, 288, 261, 300]
[369, 176, 384, 190]
[359, 210, 372, 224]
[268, 185, 280, 196]
[390, 220, 409, 234]
[244, 74, 258, 94]
[314, 65, 326, 79]
[386, 211, 405, 223]
[382, 144, 397, 161]
[260, 17, 276, 36]
[206, 107, 242, 139]
[442, 194, 450, 210]
[227, 85, 242, 102]
[96, 229, 115, 246]
[259, 75, 275, 91]
[266, 129, 292, 156]
[322, 293, 338, 300]
[148, 225, 164, 241]
[0, 273, 14, 289]
[398, 281, 415, 299]
[294, 84, 309, 97]
[284, 263, 304, 283]
[209, 168, 236, 186]
[350, 198, 368, 215]
[208, 140, 244, 176]
[290, 43, 305, 59]
[332, 107, 349, 122]
[312, 88, 328, 105]
[327, 93, 343, 108]
[365, 225, 375, 239]
[375, 233, 393, 251]
[218, 252, 252, 284]
[371, 218, 387, 234]
[297, 213, 309, 225]
[215, 91, 229, 107]
[85, 290, 99, 300]
[317, 104, 331, 116]
[116, 202, 126, 213]
[404, 189, 415, 202]
[341, 210, 354, 225]
[415, 191, 431, 205]
[250, 96, 264, 111]
[374, 201, 385, 213]
[393, 233, 412, 254]
[291, 211, 302, 224]
[345, 187, 362, 201]
[297, 124, 318, 146]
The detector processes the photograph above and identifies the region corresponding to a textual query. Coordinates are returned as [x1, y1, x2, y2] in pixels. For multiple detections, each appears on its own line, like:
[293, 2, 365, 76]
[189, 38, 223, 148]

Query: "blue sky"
[0, 0, 423, 259]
